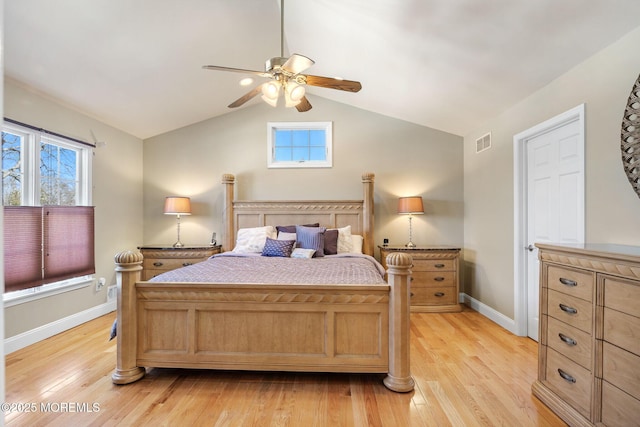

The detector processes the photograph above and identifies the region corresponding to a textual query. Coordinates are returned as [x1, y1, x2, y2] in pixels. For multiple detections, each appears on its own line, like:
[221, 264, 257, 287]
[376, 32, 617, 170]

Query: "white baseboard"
[460, 293, 517, 335]
[4, 300, 116, 354]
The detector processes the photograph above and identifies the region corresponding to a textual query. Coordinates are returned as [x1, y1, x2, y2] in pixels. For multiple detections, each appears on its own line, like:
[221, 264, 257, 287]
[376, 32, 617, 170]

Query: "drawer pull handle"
[434, 292, 445, 297]
[557, 369, 576, 384]
[434, 277, 445, 282]
[434, 263, 446, 268]
[153, 262, 163, 267]
[558, 333, 577, 346]
[410, 292, 414, 297]
[559, 303, 577, 315]
[559, 277, 577, 287]
[182, 262, 193, 267]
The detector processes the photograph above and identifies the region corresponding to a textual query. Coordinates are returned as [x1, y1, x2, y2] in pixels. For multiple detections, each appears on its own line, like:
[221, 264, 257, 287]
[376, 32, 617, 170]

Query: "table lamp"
[397, 196, 424, 248]
[164, 196, 191, 247]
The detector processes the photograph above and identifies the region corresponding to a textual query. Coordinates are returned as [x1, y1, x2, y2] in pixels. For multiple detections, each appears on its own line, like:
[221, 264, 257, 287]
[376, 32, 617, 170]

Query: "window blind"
[4, 206, 95, 293]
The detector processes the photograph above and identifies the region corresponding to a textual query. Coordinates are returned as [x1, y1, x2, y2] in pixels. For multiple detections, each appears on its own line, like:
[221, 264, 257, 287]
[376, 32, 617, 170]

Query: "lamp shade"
[164, 196, 192, 215]
[397, 196, 424, 214]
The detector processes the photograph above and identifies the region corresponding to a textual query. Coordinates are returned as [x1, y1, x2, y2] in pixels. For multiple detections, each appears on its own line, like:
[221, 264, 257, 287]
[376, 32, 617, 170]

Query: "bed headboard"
[222, 173, 375, 256]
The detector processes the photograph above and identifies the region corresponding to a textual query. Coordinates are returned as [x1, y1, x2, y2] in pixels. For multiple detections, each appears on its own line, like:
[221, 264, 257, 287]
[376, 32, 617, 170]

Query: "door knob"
[526, 244, 535, 252]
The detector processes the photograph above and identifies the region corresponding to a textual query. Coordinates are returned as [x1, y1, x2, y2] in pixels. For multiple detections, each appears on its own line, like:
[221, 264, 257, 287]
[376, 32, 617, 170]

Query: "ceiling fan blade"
[295, 96, 312, 112]
[203, 65, 270, 78]
[282, 53, 315, 75]
[228, 84, 264, 108]
[304, 75, 362, 93]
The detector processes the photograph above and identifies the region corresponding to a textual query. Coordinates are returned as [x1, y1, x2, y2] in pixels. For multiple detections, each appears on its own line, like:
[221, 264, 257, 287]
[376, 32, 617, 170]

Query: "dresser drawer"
[544, 348, 592, 419]
[411, 259, 454, 271]
[604, 275, 640, 318]
[411, 271, 455, 287]
[603, 341, 640, 401]
[547, 316, 592, 370]
[411, 286, 456, 305]
[547, 289, 593, 333]
[603, 307, 640, 356]
[601, 380, 640, 427]
[547, 265, 594, 302]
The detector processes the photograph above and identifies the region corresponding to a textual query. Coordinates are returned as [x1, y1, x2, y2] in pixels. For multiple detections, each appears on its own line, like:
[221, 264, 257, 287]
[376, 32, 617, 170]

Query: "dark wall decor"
[621, 73, 640, 199]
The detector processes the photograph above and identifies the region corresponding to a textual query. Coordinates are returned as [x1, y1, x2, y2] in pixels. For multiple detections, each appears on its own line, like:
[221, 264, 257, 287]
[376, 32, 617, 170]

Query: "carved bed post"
[222, 174, 235, 252]
[362, 172, 375, 256]
[383, 252, 415, 392]
[112, 251, 146, 384]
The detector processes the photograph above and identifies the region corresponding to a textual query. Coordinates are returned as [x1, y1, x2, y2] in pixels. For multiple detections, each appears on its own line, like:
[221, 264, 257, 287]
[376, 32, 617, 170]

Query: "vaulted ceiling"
[5, 1, 640, 139]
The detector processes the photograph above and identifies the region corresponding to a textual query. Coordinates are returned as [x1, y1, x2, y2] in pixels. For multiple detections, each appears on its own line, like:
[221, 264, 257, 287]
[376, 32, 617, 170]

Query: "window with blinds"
[2, 119, 94, 299]
[4, 206, 95, 293]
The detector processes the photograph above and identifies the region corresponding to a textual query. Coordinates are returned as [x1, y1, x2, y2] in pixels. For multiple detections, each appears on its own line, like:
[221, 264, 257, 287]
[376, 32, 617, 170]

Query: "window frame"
[267, 121, 333, 168]
[2, 121, 93, 206]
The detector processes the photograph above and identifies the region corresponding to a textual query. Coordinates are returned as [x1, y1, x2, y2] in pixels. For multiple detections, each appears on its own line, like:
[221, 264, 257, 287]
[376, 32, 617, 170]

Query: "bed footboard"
[111, 251, 413, 392]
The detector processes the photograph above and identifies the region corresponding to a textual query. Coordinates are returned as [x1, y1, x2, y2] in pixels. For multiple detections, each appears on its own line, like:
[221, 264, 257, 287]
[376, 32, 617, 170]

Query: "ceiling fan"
[202, 0, 361, 112]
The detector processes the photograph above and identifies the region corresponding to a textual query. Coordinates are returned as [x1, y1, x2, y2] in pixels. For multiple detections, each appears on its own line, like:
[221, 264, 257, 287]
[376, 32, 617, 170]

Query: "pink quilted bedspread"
[149, 253, 387, 285]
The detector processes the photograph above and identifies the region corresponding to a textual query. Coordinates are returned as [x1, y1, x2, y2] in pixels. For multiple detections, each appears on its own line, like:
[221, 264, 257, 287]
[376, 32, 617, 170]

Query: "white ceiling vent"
[476, 132, 492, 153]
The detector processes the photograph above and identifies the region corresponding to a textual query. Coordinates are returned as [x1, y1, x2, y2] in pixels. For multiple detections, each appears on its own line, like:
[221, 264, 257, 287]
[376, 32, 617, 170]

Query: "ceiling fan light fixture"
[262, 80, 281, 98]
[261, 94, 279, 107]
[261, 81, 281, 106]
[285, 82, 305, 107]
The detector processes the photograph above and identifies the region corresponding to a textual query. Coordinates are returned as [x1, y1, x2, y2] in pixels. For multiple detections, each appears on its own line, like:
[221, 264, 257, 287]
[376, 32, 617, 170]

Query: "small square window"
[267, 122, 332, 168]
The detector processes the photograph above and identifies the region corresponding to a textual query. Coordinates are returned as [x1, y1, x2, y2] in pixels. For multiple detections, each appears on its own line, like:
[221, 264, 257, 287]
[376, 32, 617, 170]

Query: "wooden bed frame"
[112, 173, 414, 392]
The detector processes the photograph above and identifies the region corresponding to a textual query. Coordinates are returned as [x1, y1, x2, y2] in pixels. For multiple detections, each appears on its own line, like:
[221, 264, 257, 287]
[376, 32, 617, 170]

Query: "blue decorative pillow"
[261, 237, 295, 257]
[296, 225, 326, 257]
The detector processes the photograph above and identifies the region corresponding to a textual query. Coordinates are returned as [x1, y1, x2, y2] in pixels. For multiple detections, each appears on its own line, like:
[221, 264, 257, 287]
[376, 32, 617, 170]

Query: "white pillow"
[351, 235, 363, 254]
[335, 225, 353, 253]
[291, 248, 315, 259]
[278, 231, 297, 241]
[233, 226, 276, 253]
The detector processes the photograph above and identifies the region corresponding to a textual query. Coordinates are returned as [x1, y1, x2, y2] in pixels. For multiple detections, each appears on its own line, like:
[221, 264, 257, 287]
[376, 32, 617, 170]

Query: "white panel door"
[525, 118, 584, 341]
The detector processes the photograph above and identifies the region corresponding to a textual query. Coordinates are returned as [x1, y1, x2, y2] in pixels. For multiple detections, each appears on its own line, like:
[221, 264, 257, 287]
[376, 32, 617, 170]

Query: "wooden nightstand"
[137, 245, 221, 281]
[379, 246, 462, 313]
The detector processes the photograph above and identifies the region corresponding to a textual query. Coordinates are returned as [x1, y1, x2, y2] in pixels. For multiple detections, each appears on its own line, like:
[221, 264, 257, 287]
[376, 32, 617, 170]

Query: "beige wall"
[143, 96, 464, 255]
[3, 80, 144, 337]
[463, 26, 640, 319]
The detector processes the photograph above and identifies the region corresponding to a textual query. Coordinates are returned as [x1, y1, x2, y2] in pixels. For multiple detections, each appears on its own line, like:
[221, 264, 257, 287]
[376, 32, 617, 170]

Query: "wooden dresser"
[379, 246, 461, 313]
[137, 245, 221, 281]
[533, 243, 640, 427]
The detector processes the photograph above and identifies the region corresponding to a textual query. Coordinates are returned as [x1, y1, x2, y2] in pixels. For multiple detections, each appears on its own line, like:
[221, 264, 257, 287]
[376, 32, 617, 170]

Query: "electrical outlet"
[96, 277, 106, 291]
[107, 285, 117, 302]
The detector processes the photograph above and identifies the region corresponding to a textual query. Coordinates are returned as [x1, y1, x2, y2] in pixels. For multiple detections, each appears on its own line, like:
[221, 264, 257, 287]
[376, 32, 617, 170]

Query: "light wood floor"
[5, 307, 566, 426]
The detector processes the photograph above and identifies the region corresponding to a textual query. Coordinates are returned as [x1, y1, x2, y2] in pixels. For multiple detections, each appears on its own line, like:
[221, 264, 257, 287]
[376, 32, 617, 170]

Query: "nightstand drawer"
[547, 265, 594, 302]
[411, 286, 457, 305]
[142, 257, 200, 270]
[547, 289, 593, 333]
[378, 246, 461, 313]
[411, 271, 455, 287]
[143, 269, 167, 281]
[138, 245, 221, 282]
[412, 259, 455, 271]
